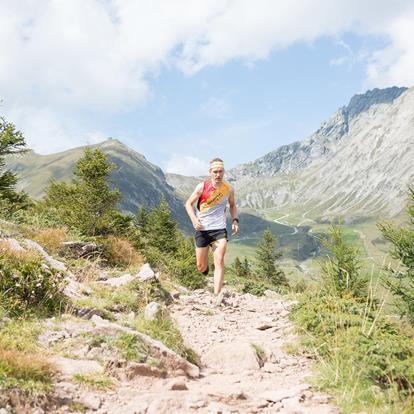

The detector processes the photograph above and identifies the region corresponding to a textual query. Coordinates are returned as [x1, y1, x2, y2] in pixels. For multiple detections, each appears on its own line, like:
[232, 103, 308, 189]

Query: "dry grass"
[104, 236, 143, 268]
[69, 257, 105, 282]
[27, 227, 68, 254]
[0, 240, 41, 264]
[0, 347, 54, 394]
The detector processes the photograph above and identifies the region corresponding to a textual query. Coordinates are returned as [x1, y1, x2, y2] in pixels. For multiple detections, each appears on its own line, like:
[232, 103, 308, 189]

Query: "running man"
[185, 158, 239, 299]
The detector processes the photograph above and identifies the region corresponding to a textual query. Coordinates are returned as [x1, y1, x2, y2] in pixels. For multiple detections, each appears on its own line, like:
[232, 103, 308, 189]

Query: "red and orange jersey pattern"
[197, 180, 231, 212]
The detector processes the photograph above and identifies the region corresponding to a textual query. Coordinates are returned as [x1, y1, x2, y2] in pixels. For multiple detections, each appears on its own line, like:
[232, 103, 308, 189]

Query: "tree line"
[1, 114, 414, 323]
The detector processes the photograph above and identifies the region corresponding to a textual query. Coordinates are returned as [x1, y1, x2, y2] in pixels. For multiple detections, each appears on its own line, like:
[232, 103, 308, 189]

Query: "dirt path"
[167, 289, 338, 414]
[42, 289, 338, 414]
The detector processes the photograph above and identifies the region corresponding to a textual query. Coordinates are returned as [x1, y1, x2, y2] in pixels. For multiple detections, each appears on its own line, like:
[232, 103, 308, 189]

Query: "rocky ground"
[30, 288, 338, 414]
[0, 234, 338, 413]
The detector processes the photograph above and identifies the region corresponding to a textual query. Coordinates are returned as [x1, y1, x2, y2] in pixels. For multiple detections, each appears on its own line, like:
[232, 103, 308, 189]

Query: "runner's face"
[210, 168, 224, 184]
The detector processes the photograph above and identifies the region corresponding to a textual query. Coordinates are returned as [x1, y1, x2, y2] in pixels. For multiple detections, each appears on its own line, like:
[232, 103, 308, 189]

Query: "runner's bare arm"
[228, 187, 239, 235]
[185, 183, 204, 230]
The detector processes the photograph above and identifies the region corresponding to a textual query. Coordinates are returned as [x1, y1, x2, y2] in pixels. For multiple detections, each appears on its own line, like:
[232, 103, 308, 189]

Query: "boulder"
[24, 239, 67, 271]
[49, 356, 104, 376]
[59, 241, 100, 258]
[202, 342, 260, 373]
[89, 315, 199, 378]
[99, 273, 134, 287]
[137, 263, 157, 282]
[144, 302, 164, 321]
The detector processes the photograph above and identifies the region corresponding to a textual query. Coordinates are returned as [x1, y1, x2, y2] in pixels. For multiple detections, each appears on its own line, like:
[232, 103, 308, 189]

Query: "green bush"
[242, 280, 267, 296]
[44, 148, 121, 236]
[379, 186, 414, 323]
[320, 225, 367, 299]
[0, 248, 66, 317]
[138, 200, 206, 290]
[291, 291, 414, 412]
[255, 228, 288, 286]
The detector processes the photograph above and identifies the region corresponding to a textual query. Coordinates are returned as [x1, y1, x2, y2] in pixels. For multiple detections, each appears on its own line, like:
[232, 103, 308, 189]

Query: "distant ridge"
[230, 86, 413, 218]
[229, 86, 408, 178]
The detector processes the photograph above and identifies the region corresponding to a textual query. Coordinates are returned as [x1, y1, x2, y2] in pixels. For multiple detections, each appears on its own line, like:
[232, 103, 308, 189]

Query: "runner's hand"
[232, 221, 239, 235]
[192, 219, 203, 230]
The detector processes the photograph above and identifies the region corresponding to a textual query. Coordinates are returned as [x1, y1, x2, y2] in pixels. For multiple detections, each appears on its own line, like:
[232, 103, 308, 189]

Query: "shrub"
[102, 236, 143, 268]
[0, 348, 54, 395]
[291, 291, 414, 412]
[320, 225, 367, 299]
[29, 227, 68, 254]
[242, 280, 266, 296]
[255, 229, 288, 286]
[165, 236, 206, 290]
[379, 186, 414, 323]
[233, 256, 251, 278]
[44, 148, 121, 236]
[0, 242, 66, 317]
[133, 312, 199, 366]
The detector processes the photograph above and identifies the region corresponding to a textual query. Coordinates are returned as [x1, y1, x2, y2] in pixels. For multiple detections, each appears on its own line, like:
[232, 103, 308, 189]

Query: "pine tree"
[320, 225, 366, 299]
[146, 197, 179, 255]
[379, 187, 414, 322]
[242, 257, 251, 277]
[233, 256, 244, 277]
[0, 116, 29, 214]
[255, 228, 288, 286]
[44, 148, 121, 236]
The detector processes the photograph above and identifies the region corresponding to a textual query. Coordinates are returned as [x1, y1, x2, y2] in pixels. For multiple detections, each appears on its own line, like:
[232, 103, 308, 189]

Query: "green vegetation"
[255, 229, 288, 287]
[72, 372, 113, 390]
[319, 225, 367, 299]
[132, 312, 199, 366]
[0, 116, 30, 217]
[0, 318, 53, 401]
[0, 242, 66, 317]
[379, 187, 414, 323]
[227, 231, 289, 296]
[291, 219, 414, 413]
[137, 199, 206, 290]
[291, 291, 414, 413]
[44, 148, 121, 236]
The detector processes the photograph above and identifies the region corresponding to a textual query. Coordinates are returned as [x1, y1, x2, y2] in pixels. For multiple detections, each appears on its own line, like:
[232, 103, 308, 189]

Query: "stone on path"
[99, 273, 134, 287]
[49, 356, 104, 376]
[260, 384, 310, 403]
[202, 341, 260, 373]
[144, 302, 163, 321]
[137, 263, 157, 282]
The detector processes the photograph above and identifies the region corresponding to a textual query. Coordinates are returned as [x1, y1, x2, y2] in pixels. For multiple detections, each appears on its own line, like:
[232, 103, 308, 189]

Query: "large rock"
[202, 341, 260, 373]
[59, 241, 100, 258]
[49, 356, 104, 376]
[137, 263, 157, 282]
[99, 273, 134, 287]
[144, 302, 163, 321]
[90, 315, 199, 378]
[24, 239, 67, 271]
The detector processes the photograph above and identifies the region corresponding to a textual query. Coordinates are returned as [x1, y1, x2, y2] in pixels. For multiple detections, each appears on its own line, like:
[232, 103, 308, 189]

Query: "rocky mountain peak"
[345, 86, 407, 119]
[229, 86, 409, 179]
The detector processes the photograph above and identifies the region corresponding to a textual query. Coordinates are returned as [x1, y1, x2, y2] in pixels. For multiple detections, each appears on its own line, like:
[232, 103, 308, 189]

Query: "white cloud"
[165, 154, 209, 176]
[200, 96, 231, 119]
[1, 0, 414, 153]
[365, 7, 414, 87]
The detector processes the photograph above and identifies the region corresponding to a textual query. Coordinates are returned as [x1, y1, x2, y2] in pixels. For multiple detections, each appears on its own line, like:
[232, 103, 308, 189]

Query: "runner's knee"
[197, 262, 208, 272]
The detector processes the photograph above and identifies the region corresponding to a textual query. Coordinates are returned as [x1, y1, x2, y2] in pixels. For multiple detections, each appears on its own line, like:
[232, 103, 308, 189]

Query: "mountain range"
[229, 86, 414, 219]
[6, 85, 414, 260]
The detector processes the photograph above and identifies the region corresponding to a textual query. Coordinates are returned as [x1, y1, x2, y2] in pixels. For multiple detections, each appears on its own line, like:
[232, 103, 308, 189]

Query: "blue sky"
[1, 1, 413, 175]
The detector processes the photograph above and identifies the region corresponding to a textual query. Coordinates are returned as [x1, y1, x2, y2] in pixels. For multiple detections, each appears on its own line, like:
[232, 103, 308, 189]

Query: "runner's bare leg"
[196, 246, 209, 273]
[212, 238, 227, 295]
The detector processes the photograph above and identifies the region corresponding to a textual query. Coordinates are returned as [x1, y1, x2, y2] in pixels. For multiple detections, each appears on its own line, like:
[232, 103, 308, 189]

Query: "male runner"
[185, 158, 239, 300]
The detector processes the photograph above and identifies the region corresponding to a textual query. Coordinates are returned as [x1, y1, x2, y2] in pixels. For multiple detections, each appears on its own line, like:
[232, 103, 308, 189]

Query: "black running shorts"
[195, 229, 228, 248]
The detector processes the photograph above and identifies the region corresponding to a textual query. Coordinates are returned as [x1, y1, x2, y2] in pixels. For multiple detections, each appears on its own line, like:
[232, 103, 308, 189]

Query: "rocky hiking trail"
[0, 234, 338, 413]
[37, 288, 338, 414]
